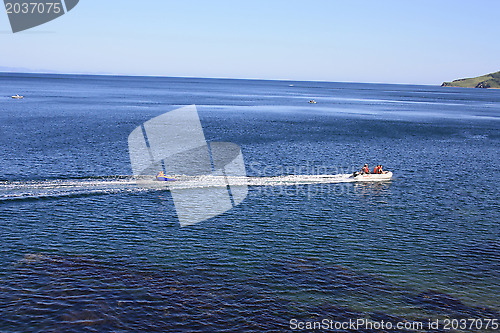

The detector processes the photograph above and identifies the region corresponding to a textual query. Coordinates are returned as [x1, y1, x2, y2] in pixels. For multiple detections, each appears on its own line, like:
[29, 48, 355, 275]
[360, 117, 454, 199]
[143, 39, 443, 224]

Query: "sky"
[1, 0, 499, 85]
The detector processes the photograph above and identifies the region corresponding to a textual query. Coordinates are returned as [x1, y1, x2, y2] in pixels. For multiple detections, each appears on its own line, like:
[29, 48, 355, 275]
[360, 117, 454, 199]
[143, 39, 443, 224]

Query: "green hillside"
[441, 71, 500, 89]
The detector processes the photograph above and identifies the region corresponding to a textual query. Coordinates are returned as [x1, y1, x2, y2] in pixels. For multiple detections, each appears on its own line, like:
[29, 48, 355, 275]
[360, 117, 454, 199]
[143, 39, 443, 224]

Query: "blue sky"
[1, 0, 499, 84]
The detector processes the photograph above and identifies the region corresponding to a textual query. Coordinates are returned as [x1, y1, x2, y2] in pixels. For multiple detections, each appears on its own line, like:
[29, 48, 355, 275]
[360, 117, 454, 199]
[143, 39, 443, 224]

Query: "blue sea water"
[0, 73, 499, 332]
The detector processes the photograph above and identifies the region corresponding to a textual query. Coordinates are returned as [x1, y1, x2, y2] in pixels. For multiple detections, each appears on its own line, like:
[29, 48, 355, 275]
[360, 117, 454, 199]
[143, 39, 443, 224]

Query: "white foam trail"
[0, 174, 358, 201]
[142, 174, 355, 190]
[0, 178, 139, 201]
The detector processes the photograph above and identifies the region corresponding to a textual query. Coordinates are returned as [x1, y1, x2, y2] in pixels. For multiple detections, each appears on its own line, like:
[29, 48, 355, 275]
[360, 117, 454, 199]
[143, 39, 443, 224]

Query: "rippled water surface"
[0, 73, 499, 332]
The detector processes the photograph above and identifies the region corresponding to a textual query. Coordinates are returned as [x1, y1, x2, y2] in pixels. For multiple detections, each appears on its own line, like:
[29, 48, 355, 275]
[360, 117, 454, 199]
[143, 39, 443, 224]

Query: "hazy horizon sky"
[1, 0, 499, 85]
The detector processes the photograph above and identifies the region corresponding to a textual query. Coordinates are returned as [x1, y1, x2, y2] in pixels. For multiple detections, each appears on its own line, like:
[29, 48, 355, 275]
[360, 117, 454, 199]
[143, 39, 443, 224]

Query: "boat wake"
[0, 177, 139, 202]
[162, 174, 355, 189]
[0, 173, 389, 201]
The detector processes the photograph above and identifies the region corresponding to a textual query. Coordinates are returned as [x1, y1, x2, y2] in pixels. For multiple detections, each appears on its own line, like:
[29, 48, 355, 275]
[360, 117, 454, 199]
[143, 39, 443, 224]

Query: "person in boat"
[373, 165, 380, 174]
[378, 165, 385, 174]
[361, 164, 370, 174]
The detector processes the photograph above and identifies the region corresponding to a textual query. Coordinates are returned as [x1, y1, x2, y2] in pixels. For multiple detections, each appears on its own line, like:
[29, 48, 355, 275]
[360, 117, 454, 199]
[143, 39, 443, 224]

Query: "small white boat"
[352, 171, 393, 181]
[12, 94, 23, 99]
[308, 100, 317, 104]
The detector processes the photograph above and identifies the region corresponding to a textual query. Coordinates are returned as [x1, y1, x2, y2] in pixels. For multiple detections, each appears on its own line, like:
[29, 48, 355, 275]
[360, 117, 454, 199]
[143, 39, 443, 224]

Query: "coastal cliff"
[441, 71, 500, 89]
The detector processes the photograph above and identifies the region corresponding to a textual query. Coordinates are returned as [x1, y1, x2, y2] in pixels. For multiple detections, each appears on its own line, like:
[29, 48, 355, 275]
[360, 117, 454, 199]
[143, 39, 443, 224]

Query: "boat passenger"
[361, 164, 370, 174]
[373, 165, 380, 174]
[378, 165, 384, 174]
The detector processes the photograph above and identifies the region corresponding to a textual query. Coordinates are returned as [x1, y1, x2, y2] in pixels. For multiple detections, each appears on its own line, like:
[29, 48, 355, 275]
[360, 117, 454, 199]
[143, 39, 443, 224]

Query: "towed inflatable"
[156, 172, 177, 181]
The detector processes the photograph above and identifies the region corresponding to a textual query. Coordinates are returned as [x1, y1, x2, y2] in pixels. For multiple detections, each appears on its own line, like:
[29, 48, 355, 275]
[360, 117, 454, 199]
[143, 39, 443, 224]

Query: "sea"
[0, 73, 499, 332]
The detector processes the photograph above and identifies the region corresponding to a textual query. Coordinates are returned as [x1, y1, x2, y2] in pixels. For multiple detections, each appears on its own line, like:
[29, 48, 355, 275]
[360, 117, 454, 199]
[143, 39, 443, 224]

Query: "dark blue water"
[0, 73, 499, 332]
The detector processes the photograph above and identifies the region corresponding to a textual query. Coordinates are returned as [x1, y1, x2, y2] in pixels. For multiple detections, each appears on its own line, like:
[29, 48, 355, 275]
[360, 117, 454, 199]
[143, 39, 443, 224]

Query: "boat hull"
[353, 171, 392, 181]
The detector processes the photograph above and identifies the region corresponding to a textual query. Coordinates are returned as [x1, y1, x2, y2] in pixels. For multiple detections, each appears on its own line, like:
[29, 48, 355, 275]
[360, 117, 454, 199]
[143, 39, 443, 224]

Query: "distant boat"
[289, 84, 294, 87]
[308, 100, 317, 104]
[11, 94, 23, 99]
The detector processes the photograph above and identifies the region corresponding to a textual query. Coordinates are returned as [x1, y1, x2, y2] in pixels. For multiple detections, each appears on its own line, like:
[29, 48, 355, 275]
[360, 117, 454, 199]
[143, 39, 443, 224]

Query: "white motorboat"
[12, 94, 23, 99]
[352, 171, 393, 181]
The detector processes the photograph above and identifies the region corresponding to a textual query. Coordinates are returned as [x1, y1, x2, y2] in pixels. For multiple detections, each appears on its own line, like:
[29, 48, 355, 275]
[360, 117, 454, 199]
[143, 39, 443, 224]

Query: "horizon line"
[0, 70, 440, 87]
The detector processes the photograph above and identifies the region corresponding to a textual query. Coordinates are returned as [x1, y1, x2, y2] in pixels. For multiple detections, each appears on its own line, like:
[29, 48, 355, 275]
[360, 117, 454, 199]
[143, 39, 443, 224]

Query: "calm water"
[0, 73, 499, 332]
